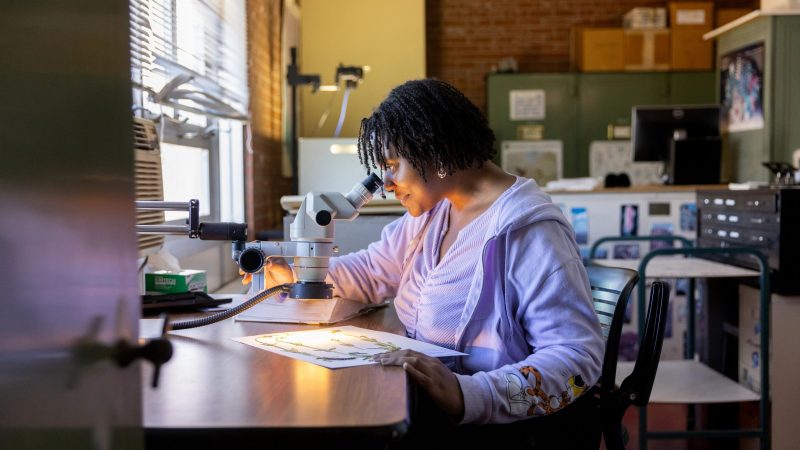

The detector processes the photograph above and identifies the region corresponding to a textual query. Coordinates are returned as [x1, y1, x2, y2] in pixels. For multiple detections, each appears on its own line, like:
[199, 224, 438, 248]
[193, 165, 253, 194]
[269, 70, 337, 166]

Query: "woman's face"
[380, 146, 446, 217]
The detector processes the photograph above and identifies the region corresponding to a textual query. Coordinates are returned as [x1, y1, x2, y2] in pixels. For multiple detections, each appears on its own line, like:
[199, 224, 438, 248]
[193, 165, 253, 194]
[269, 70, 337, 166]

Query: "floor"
[616, 404, 690, 450]
[616, 403, 761, 450]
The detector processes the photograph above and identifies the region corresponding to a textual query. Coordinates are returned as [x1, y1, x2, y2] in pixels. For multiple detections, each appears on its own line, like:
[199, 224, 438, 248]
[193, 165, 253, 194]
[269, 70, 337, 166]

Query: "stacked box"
[624, 29, 671, 71]
[669, 2, 714, 70]
[573, 28, 624, 72]
[145, 269, 207, 294]
[716, 8, 755, 27]
[761, 0, 800, 12]
[738, 285, 773, 394]
[623, 7, 668, 29]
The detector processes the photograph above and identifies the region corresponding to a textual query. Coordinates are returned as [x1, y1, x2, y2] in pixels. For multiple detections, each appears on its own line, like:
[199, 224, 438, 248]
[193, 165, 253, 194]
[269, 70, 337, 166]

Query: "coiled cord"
[169, 284, 291, 331]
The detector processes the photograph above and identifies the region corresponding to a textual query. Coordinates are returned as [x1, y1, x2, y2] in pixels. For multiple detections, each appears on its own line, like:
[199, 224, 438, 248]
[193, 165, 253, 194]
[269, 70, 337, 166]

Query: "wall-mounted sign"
[509, 89, 545, 121]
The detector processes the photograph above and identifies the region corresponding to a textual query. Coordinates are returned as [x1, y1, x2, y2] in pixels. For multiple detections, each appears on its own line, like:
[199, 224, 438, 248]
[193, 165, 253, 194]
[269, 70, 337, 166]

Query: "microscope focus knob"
[238, 247, 266, 273]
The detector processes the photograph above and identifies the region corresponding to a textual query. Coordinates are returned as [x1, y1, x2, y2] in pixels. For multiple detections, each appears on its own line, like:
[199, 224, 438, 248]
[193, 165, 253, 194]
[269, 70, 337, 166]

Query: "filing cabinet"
[697, 187, 800, 293]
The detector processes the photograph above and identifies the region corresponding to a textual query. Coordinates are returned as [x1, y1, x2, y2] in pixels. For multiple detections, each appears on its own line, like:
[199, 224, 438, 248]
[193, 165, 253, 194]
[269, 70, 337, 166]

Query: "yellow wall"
[300, 0, 425, 138]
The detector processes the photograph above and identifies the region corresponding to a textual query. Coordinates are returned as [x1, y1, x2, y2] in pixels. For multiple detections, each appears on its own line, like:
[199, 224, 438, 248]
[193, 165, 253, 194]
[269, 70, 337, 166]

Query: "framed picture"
[620, 204, 639, 237]
[650, 223, 675, 251]
[501, 140, 563, 186]
[570, 207, 588, 245]
[613, 243, 640, 260]
[720, 42, 765, 133]
[680, 203, 697, 232]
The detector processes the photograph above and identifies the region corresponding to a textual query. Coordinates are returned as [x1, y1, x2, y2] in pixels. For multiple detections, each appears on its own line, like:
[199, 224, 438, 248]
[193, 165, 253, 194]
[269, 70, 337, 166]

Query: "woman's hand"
[374, 349, 465, 421]
[239, 257, 295, 288]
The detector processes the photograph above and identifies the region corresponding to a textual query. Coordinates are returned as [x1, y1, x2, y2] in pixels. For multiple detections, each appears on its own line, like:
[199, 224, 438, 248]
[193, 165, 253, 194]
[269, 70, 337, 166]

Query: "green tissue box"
[145, 270, 207, 294]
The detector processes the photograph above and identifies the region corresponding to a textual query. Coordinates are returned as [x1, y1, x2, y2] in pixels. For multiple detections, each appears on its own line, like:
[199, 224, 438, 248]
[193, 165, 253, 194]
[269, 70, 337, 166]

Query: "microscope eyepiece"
[345, 173, 385, 210]
[361, 173, 383, 193]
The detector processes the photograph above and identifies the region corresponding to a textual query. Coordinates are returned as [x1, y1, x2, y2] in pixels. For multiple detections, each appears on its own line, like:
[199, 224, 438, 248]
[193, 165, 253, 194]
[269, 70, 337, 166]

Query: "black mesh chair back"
[617, 281, 670, 407]
[600, 280, 671, 450]
[586, 265, 639, 396]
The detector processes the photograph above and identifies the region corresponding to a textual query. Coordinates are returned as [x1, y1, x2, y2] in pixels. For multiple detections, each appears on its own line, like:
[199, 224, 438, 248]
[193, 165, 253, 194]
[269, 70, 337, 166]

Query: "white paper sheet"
[509, 89, 545, 120]
[233, 325, 467, 369]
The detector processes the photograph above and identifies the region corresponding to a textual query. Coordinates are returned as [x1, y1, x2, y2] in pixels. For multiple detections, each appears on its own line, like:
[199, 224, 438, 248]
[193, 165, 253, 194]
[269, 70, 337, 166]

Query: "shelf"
[704, 9, 800, 40]
[592, 257, 760, 279]
[616, 359, 760, 404]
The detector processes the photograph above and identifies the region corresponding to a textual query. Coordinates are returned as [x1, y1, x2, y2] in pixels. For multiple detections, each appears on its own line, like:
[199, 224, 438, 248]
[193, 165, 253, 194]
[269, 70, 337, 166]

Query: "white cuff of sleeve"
[455, 373, 491, 425]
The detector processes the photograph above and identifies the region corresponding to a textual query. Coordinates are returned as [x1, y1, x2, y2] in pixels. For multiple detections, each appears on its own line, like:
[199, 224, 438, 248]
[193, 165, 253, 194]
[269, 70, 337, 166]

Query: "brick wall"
[246, 0, 290, 234]
[426, 0, 758, 112]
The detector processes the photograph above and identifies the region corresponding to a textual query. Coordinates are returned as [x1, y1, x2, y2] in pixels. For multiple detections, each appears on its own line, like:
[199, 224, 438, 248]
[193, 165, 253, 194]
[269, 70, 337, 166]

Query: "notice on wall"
[509, 89, 545, 121]
[675, 9, 706, 25]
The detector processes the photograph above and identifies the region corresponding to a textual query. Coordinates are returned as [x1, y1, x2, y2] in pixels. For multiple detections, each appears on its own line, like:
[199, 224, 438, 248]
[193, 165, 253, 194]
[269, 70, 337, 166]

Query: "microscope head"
[237, 173, 383, 299]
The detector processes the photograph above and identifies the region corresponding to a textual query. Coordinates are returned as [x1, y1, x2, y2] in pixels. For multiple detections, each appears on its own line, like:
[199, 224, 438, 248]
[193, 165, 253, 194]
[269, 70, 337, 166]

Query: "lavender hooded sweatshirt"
[327, 178, 604, 425]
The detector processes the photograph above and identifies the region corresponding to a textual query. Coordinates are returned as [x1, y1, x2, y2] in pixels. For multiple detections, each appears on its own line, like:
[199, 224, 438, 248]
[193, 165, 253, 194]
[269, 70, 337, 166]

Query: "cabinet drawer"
[698, 192, 777, 213]
[699, 210, 778, 230]
[725, 211, 779, 229]
[699, 225, 778, 248]
[700, 209, 779, 230]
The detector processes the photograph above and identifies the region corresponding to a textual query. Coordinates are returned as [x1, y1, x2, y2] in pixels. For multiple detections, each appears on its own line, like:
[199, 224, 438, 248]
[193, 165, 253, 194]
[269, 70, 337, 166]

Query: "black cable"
[169, 284, 291, 331]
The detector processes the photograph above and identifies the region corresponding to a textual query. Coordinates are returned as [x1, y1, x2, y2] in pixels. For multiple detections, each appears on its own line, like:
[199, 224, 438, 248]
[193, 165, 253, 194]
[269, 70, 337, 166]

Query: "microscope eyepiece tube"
[345, 173, 384, 210]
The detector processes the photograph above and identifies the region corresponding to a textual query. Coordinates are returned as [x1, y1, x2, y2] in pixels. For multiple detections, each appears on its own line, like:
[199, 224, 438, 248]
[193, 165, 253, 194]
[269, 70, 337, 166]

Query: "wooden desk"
[143, 303, 409, 449]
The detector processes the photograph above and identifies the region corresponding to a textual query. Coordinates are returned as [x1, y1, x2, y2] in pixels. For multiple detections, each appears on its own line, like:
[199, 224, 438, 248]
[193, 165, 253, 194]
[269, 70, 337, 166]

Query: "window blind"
[129, 0, 248, 120]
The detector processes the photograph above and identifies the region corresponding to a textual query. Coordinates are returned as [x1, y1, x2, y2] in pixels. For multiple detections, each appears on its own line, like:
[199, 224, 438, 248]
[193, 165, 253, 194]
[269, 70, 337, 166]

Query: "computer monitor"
[632, 105, 720, 162]
[632, 105, 722, 185]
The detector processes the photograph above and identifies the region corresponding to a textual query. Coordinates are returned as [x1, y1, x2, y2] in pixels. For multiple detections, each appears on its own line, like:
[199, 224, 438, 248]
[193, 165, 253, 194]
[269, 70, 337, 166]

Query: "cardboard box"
[574, 28, 624, 72]
[145, 269, 207, 294]
[739, 341, 762, 393]
[739, 285, 768, 394]
[623, 7, 668, 29]
[716, 8, 754, 27]
[624, 29, 671, 71]
[761, 0, 800, 12]
[671, 27, 712, 70]
[669, 2, 713, 29]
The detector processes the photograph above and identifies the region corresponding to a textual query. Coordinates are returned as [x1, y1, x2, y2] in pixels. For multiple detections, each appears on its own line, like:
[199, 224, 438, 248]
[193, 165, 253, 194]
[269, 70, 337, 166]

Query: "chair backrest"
[585, 265, 639, 395]
[601, 280, 671, 450]
[618, 281, 670, 406]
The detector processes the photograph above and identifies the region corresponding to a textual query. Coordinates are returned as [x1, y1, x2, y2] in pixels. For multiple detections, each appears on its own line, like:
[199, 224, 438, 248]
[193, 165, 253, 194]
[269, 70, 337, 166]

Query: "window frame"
[130, 0, 247, 288]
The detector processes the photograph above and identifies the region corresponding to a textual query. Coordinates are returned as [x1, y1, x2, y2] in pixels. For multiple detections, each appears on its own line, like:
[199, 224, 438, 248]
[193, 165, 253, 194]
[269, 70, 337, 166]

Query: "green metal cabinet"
[716, 15, 800, 182]
[576, 73, 670, 177]
[486, 74, 579, 176]
[487, 72, 715, 178]
[670, 72, 718, 104]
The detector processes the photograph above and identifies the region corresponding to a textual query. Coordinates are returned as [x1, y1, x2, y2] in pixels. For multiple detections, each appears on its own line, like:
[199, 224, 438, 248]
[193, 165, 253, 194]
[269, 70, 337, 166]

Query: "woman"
[263, 79, 603, 447]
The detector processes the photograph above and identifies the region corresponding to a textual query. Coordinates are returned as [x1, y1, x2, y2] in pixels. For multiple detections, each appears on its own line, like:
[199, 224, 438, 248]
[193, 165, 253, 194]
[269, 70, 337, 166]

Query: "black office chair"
[586, 266, 670, 450]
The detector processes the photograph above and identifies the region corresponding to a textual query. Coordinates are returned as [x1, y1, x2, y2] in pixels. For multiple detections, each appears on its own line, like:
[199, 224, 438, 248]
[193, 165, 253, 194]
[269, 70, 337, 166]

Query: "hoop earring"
[437, 167, 446, 179]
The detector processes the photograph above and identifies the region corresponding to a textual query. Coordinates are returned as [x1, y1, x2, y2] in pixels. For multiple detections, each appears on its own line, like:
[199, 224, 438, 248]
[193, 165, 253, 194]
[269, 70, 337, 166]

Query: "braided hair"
[357, 78, 496, 182]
